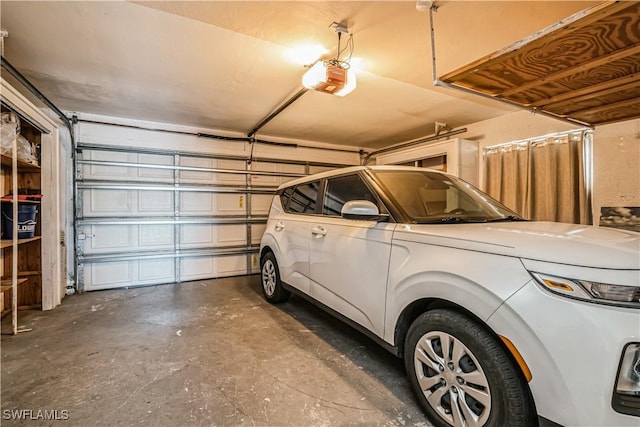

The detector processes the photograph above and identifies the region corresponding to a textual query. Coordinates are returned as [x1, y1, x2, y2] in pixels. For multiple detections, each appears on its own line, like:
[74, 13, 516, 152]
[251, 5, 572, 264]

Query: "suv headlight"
[613, 343, 640, 416]
[530, 272, 640, 308]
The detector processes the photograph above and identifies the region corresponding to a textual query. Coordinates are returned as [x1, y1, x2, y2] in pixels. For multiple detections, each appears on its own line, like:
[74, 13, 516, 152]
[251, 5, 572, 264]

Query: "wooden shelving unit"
[1, 108, 43, 334]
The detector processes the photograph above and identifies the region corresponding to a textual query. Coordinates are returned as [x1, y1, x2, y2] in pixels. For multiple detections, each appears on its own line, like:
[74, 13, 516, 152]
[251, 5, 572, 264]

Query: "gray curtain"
[484, 131, 592, 224]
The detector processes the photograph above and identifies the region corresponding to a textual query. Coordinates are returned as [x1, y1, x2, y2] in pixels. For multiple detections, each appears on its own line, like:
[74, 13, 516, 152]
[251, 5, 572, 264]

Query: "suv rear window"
[282, 181, 320, 214]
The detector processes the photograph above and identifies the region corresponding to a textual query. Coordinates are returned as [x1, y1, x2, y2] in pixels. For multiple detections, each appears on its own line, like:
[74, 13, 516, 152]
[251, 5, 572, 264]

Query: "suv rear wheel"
[260, 251, 290, 303]
[404, 309, 536, 427]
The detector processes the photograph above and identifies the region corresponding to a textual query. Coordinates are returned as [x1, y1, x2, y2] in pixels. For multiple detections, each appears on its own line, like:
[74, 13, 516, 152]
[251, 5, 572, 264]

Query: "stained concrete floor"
[1, 275, 431, 426]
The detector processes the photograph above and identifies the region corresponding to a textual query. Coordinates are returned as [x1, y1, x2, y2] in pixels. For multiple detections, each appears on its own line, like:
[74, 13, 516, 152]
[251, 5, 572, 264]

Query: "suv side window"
[323, 174, 380, 216]
[285, 181, 320, 214]
[279, 187, 294, 210]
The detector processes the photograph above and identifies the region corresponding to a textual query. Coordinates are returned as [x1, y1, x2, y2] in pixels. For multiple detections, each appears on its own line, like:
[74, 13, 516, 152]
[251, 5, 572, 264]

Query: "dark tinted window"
[279, 187, 294, 210]
[286, 181, 320, 214]
[323, 174, 378, 216]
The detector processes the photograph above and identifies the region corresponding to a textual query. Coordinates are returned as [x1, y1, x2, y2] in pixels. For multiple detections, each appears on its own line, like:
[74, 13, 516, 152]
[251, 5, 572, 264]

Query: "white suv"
[259, 165, 640, 427]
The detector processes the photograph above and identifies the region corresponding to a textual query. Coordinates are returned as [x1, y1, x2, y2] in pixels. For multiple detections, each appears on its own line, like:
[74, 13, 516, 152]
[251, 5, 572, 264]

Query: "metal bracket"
[329, 21, 349, 34]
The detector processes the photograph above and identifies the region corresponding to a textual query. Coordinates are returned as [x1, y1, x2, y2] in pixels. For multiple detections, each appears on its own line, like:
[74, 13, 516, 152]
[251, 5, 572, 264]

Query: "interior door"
[309, 174, 395, 337]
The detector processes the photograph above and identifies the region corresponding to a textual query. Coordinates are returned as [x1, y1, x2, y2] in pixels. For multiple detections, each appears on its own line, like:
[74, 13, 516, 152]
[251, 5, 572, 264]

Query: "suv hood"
[395, 221, 640, 270]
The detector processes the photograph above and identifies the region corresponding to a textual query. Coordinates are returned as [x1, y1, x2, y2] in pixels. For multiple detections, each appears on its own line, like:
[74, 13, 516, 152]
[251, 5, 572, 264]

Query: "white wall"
[592, 119, 640, 222]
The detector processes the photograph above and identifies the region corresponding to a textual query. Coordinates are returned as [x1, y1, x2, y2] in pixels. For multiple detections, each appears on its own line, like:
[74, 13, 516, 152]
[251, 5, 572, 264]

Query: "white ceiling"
[0, 1, 596, 148]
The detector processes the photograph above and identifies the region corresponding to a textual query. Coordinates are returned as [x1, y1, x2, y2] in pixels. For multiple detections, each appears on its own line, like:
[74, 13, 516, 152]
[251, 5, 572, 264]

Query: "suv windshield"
[370, 169, 523, 224]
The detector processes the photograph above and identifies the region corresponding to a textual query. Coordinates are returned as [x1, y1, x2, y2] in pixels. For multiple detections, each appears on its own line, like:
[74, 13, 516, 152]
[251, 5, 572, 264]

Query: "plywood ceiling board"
[440, 1, 640, 127]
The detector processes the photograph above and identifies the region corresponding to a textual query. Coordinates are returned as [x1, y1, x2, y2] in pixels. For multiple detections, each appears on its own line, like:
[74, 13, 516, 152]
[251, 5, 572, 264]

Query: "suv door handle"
[311, 225, 327, 238]
[275, 221, 285, 232]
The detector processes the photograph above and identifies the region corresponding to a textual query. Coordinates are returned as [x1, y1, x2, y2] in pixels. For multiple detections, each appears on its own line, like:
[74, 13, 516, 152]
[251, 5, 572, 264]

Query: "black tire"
[404, 309, 536, 427]
[260, 251, 290, 304]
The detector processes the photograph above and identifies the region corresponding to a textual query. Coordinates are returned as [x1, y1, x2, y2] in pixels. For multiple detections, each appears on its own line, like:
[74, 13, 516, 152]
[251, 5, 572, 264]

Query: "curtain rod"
[484, 128, 592, 150]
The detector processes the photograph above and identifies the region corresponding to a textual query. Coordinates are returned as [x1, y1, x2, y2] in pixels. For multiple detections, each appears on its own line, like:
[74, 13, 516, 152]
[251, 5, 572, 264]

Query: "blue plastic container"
[1, 203, 38, 239]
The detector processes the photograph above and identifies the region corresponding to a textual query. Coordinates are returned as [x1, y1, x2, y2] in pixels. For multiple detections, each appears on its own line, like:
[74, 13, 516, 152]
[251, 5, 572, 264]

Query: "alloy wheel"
[413, 331, 491, 427]
[262, 259, 276, 296]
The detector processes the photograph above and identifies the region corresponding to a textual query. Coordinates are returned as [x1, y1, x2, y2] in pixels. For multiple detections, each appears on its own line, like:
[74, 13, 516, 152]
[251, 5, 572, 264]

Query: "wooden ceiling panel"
[440, 1, 640, 127]
[572, 99, 640, 125]
[551, 86, 640, 115]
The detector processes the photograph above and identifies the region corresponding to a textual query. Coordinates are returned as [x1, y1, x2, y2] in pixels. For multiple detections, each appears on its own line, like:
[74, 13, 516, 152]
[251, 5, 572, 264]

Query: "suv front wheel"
[404, 309, 536, 427]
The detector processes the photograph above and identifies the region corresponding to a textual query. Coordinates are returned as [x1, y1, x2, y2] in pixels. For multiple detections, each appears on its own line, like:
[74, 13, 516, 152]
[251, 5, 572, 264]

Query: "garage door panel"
[179, 255, 247, 282]
[274, 164, 305, 186]
[179, 157, 215, 183]
[139, 259, 175, 282]
[85, 189, 134, 215]
[216, 159, 246, 184]
[83, 151, 137, 180]
[180, 224, 215, 247]
[250, 163, 278, 185]
[180, 224, 246, 248]
[86, 224, 135, 253]
[139, 225, 174, 247]
[182, 193, 245, 215]
[217, 224, 247, 246]
[138, 190, 174, 213]
[85, 261, 134, 291]
[218, 194, 245, 214]
[249, 254, 260, 274]
[138, 154, 174, 180]
[84, 259, 175, 291]
[180, 191, 214, 214]
[251, 224, 266, 244]
[83, 224, 174, 254]
[83, 189, 174, 217]
[251, 194, 273, 215]
[215, 194, 247, 215]
[252, 162, 305, 186]
[83, 151, 174, 183]
[178, 158, 246, 184]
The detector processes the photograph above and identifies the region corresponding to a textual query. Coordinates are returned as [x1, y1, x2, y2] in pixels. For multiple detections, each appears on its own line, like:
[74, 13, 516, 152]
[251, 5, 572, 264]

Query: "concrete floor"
[1, 275, 431, 426]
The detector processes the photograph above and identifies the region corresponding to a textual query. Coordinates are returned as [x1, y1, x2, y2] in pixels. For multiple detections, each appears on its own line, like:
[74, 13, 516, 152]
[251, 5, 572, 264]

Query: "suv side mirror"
[341, 200, 389, 222]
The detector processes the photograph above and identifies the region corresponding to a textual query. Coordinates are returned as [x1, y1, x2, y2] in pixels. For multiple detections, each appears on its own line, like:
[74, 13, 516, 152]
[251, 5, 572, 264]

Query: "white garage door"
[74, 120, 349, 291]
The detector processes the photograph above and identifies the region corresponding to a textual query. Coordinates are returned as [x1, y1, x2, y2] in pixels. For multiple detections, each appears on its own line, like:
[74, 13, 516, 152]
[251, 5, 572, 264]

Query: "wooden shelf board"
[0, 236, 42, 249]
[18, 304, 41, 311]
[8, 270, 41, 277]
[0, 278, 28, 291]
[0, 154, 40, 170]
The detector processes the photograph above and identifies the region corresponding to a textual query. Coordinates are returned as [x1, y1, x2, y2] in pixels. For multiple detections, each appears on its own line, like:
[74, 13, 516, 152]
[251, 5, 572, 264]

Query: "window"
[373, 170, 515, 222]
[323, 174, 379, 216]
[285, 181, 320, 214]
[279, 187, 294, 209]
